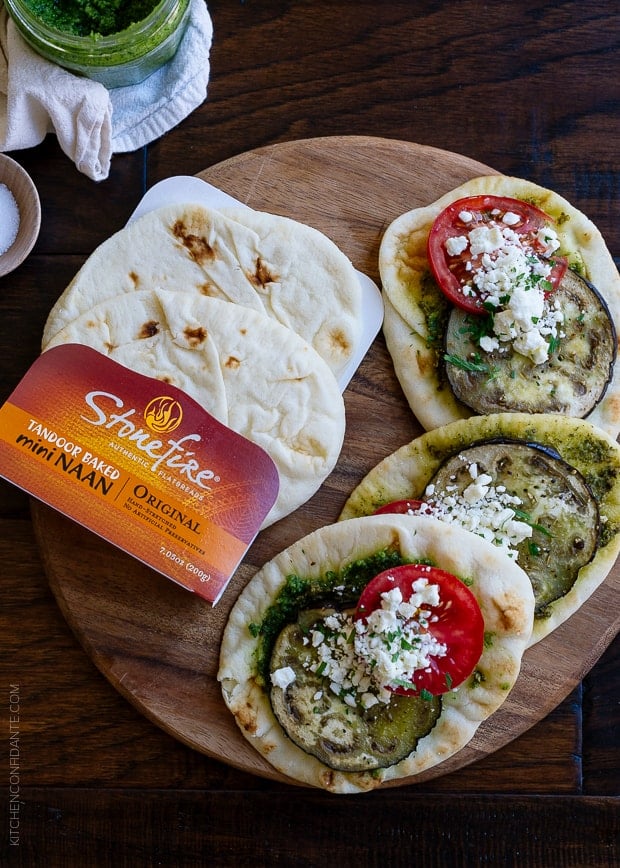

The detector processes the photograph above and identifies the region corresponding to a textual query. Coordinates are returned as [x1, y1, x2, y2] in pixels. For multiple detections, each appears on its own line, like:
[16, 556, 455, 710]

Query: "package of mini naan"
[44, 288, 346, 529]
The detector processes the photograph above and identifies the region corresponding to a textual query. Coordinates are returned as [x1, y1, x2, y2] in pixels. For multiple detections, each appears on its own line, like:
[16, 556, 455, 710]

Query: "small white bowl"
[0, 154, 41, 277]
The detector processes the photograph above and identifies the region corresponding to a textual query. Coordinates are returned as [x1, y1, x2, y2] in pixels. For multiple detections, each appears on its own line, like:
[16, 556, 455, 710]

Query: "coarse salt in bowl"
[0, 184, 20, 255]
[0, 154, 41, 278]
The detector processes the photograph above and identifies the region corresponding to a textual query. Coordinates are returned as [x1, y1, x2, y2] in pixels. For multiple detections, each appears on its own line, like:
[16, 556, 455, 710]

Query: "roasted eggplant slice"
[424, 441, 599, 618]
[444, 269, 617, 417]
[269, 613, 441, 772]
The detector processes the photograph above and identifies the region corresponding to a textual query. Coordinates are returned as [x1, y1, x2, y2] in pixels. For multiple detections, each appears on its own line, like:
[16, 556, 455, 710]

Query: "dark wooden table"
[1, 1, 618, 865]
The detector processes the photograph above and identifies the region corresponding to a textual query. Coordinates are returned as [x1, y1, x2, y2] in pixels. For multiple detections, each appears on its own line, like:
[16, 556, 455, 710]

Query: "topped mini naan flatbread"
[218, 512, 534, 793]
[379, 175, 620, 436]
[340, 412, 620, 645]
[42, 202, 363, 381]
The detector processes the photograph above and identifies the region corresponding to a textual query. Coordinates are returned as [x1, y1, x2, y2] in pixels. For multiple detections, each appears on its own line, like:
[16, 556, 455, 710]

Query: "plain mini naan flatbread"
[379, 175, 620, 436]
[44, 288, 346, 529]
[218, 513, 534, 794]
[339, 413, 620, 645]
[42, 202, 363, 381]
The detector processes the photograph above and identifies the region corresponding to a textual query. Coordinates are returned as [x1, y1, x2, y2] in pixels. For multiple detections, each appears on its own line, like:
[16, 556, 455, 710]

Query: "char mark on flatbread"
[42, 202, 364, 381]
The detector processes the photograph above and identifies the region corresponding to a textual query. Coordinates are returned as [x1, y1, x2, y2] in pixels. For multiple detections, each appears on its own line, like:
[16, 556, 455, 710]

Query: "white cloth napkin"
[0, 0, 213, 182]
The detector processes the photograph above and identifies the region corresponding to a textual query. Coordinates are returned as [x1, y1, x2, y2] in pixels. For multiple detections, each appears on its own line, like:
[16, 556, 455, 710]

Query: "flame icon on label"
[144, 396, 183, 434]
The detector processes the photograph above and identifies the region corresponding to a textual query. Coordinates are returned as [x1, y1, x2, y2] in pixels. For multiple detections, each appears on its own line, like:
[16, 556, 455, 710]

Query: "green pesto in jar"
[24, 0, 158, 37]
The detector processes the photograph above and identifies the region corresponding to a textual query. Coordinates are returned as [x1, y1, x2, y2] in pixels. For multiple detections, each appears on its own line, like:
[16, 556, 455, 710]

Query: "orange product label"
[0, 345, 280, 604]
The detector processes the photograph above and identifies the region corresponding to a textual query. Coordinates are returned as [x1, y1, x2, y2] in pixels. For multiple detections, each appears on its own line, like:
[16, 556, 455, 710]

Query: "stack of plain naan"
[42, 202, 365, 527]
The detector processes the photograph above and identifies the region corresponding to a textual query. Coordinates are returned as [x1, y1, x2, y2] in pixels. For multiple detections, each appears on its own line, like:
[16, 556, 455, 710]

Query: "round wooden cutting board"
[31, 136, 620, 789]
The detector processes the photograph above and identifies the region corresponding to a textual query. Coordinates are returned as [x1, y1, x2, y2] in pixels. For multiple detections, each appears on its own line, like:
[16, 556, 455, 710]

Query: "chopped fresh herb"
[444, 353, 499, 380]
[512, 507, 553, 537]
[444, 352, 492, 374]
[459, 311, 495, 344]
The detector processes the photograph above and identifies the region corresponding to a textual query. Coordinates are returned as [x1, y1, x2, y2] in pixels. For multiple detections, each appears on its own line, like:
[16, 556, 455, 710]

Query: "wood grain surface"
[2, 1, 618, 862]
[30, 136, 620, 789]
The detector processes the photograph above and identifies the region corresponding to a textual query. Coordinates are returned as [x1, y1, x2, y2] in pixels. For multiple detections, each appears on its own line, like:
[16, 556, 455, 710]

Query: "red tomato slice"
[427, 194, 568, 314]
[355, 564, 484, 696]
[373, 499, 424, 515]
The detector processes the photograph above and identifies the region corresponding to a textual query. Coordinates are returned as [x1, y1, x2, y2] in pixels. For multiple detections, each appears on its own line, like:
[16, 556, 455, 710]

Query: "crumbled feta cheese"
[479, 334, 500, 353]
[462, 473, 492, 503]
[501, 211, 522, 226]
[302, 578, 449, 709]
[442, 212, 565, 365]
[468, 225, 507, 256]
[445, 235, 469, 256]
[271, 666, 297, 689]
[535, 226, 561, 256]
[311, 629, 324, 647]
[508, 283, 546, 326]
[513, 329, 549, 365]
[422, 459, 532, 560]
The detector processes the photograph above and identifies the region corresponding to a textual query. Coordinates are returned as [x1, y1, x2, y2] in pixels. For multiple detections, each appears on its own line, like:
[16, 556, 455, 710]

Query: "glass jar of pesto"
[4, 0, 191, 89]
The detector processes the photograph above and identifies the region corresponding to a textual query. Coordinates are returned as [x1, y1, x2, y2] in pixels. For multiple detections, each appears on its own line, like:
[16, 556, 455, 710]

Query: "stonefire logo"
[144, 396, 183, 434]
